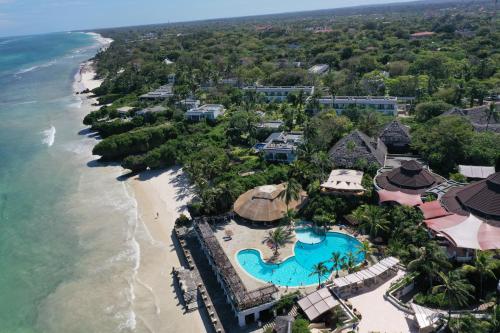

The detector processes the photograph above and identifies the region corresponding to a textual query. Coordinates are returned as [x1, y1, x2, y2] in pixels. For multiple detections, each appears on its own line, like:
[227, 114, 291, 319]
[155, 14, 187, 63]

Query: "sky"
[0, 0, 416, 37]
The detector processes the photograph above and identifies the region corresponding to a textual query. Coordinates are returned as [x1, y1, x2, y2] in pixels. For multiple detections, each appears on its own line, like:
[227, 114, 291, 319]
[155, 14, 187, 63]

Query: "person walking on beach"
[155, 212, 159, 220]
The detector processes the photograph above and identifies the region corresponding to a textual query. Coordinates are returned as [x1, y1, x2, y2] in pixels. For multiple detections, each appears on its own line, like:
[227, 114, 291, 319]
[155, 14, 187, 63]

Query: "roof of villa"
[321, 169, 365, 193]
[233, 184, 306, 222]
[443, 103, 500, 133]
[441, 172, 500, 221]
[378, 120, 411, 146]
[458, 165, 496, 179]
[328, 130, 387, 169]
[376, 160, 445, 194]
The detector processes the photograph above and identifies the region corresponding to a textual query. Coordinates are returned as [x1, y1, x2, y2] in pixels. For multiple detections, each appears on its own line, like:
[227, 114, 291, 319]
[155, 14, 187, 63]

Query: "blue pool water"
[237, 231, 364, 287]
[295, 227, 325, 244]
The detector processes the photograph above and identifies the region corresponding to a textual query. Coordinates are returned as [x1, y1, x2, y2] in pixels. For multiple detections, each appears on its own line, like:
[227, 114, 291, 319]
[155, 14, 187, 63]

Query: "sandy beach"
[127, 169, 206, 333]
[77, 45, 206, 332]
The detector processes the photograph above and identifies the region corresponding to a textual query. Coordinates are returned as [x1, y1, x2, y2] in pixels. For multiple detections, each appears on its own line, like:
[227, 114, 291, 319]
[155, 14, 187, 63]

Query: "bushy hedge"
[93, 124, 177, 160]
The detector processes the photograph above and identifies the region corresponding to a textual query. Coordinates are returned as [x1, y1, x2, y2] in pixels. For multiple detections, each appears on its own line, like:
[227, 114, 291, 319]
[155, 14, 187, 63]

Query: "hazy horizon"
[0, 0, 421, 38]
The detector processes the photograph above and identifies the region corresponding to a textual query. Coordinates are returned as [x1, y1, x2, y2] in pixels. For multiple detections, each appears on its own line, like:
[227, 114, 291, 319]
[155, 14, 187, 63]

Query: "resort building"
[242, 86, 315, 102]
[313, 96, 398, 116]
[261, 131, 303, 163]
[139, 84, 174, 100]
[177, 98, 200, 110]
[185, 104, 225, 121]
[443, 103, 500, 133]
[458, 165, 496, 181]
[193, 219, 279, 326]
[375, 160, 445, 195]
[421, 172, 500, 259]
[320, 169, 365, 195]
[136, 105, 167, 116]
[308, 64, 329, 75]
[233, 184, 307, 223]
[116, 106, 134, 118]
[328, 130, 387, 169]
[378, 120, 412, 154]
[410, 31, 435, 39]
[255, 120, 284, 130]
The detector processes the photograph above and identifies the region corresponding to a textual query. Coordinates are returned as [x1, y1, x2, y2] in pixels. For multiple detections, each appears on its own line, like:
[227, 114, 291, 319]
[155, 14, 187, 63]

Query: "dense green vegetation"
[85, 1, 499, 329]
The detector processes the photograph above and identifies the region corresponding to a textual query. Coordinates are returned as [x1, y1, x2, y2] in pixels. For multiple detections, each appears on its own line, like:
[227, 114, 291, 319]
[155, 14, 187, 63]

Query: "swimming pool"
[295, 226, 325, 244]
[237, 231, 364, 287]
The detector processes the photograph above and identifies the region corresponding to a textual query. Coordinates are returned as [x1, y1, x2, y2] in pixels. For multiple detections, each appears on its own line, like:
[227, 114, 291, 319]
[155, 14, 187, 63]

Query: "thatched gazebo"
[378, 120, 411, 153]
[233, 184, 306, 222]
[328, 130, 387, 169]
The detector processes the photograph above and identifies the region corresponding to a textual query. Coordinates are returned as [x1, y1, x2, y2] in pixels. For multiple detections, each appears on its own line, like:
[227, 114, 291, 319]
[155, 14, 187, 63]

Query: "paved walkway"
[348, 270, 419, 333]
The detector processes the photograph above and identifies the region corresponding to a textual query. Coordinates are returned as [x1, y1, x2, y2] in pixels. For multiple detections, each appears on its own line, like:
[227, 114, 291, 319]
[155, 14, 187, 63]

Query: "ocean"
[0, 32, 147, 333]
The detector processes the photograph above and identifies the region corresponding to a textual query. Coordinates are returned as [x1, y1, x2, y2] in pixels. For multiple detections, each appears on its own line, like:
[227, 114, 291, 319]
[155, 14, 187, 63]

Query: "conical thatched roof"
[376, 160, 444, 194]
[379, 120, 411, 151]
[453, 172, 500, 219]
[328, 130, 387, 169]
[233, 184, 305, 222]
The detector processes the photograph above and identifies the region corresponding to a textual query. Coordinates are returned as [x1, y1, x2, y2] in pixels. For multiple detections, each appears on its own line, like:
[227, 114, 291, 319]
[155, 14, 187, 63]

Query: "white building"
[185, 104, 225, 121]
[139, 84, 174, 100]
[308, 64, 329, 75]
[261, 131, 303, 163]
[312, 96, 398, 115]
[243, 86, 315, 102]
[177, 98, 200, 110]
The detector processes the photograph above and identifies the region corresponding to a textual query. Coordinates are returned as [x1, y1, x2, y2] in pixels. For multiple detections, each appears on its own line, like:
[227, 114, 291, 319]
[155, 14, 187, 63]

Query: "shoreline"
[76, 35, 206, 333]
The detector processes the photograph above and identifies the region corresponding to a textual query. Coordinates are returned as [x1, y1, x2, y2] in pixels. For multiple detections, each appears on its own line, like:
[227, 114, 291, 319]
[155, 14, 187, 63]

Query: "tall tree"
[330, 252, 343, 278]
[279, 178, 302, 212]
[264, 227, 293, 256]
[432, 271, 475, 322]
[462, 251, 498, 298]
[407, 243, 451, 288]
[309, 262, 329, 288]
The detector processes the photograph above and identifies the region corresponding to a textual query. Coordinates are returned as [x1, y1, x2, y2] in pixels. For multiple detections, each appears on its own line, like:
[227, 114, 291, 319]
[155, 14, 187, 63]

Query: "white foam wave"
[42, 126, 56, 147]
[16, 60, 57, 75]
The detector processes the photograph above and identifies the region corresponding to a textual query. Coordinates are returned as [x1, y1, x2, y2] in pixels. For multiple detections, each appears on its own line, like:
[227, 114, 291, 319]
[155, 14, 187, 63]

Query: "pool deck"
[348, 269, 418, 333]
[212, 220, 366, 293]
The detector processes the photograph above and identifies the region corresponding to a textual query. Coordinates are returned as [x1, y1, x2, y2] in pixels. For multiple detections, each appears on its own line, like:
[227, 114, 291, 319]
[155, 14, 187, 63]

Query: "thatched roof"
[443, 103, 500, 133]
[234, 184, 306, 222]
[379, 120, 411, 148]
[442, 172, 500, 222]
[328, 130, 387, 169]
[376, 160, 444, 194]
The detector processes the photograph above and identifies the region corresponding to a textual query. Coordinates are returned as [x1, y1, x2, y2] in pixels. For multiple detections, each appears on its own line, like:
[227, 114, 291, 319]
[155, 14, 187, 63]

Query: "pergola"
[297, 287, 339, 322]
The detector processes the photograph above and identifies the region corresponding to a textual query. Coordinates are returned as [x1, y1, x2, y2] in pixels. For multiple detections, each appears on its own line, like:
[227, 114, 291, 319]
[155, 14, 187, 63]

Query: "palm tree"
[432, 271, 474, 322]
[342, 251, 357, 273]
[354, 205, 389, 239]
[407, 243, 451, 288]
[309, 262, 329, 288]
[356, 240, 373, 265]
[462, 251, 498, 298]
[282, 209, 296, 227]
[264, 227, 292, 256]
[279, 178, 302, 212]
[330, 252, 342, 278]
[484, 102, 499, 131]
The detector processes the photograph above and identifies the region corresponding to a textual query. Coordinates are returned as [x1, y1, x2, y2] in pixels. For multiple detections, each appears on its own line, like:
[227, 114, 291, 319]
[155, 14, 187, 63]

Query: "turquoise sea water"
[0, 33, 145, 333]
[237, 231, 364, 287]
